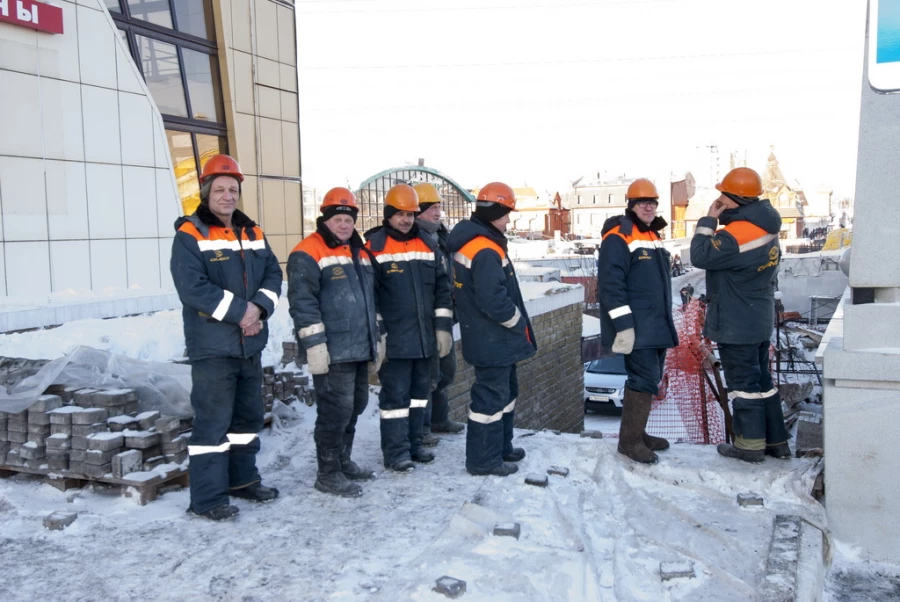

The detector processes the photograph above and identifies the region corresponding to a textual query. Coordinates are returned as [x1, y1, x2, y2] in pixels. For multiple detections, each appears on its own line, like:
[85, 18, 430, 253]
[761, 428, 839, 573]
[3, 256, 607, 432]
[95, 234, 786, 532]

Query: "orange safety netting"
[646, 298, 728, 444]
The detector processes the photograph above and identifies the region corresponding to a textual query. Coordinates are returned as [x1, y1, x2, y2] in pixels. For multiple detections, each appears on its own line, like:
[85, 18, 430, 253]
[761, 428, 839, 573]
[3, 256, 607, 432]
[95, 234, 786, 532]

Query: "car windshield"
[586, 355, 627, 375]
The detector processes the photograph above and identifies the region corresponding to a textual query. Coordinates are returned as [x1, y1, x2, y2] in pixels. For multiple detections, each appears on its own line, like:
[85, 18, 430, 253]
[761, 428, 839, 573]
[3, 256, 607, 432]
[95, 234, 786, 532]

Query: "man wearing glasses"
[598, 179, 678, 465]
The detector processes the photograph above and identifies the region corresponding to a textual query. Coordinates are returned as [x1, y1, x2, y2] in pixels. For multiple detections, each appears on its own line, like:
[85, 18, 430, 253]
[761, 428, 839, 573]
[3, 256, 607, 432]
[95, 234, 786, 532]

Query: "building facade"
[0, 0, 302, 298]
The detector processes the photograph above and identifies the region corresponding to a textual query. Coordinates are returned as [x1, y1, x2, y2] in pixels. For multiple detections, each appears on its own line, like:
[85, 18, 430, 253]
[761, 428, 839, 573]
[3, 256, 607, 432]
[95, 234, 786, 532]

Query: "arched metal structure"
[356, 166, 475, 234]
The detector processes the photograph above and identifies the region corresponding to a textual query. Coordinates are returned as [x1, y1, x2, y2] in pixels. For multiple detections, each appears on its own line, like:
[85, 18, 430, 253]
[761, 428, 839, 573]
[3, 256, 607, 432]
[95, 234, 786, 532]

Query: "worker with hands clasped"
[287, 187, 381, 497]
[366, 184, 454, 472]
[171, 154, 282, 521]
[691, 167, 790, 463]
[598, 178, 678, 465]
[447, 182, 536, 477]
[413, 183, 466, 443]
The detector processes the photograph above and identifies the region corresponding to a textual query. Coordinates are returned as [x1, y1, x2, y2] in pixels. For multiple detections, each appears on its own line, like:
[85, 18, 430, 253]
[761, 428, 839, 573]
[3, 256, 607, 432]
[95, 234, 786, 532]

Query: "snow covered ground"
[1, 270, 897, 600]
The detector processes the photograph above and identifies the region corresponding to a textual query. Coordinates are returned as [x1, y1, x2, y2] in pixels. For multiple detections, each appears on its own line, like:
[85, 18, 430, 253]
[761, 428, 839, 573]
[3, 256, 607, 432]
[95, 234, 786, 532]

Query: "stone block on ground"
[165, 450, 188, 464]
[27, 411, 52, 426]
[27, 423, 50, 435]
[49, 406, 83, 425]
[762, 515, 802, 601]
[660, 561, 695, 581]
[25, 458, 46, 469]
[72, 423, 106, 438]
[0, 441, 9, 456]
[87, 433, 124, 451]
[72, 389, 99, 407]
[493, 522, 521, 539]
[91, 389, 136, 407]
[50, 424, 72, 436]
[27, 433, 48, 446]
[43, 510, 78, 530]
[69, 449, 86, 462]
[143, 455, 166, 471]
[112, 449, 143, 479]
[47, 450, 69, 471]
[8, 430, 27, 443]
[155, 416, 181, 433]
[70, 437, 88, 450]
[124, 431, 161, 449]
[46, 434, 70, 450]
[83, 462, 111, 478]
[580, 430, 604, 439]
[85, 448, 122, 465]
[20, 442, 46, 460]
[71, 408, 107, 425]
[68, 461, 85, 474]
[0, 429, 7, 442]
[30, 394, 63, 413]
[525, 473, 549, 487]
[161, 435, 188, 455]
[547, 465, 569, 477]
[738, 493, 764, 507]
[136, 411, 160, 430]
[5, 450, 23, 466]
[140, 445, 163, 460]
[61, 386, 83, 402]
[107, 416, 139, 432]
[433, 576, 466, 599]
[7, 419, 26, 432]
[796, 412, 824, 453]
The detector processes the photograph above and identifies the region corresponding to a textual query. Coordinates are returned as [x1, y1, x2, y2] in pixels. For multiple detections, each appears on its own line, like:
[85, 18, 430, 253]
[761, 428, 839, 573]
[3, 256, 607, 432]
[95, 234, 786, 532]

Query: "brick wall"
[445, 285, 585, 434]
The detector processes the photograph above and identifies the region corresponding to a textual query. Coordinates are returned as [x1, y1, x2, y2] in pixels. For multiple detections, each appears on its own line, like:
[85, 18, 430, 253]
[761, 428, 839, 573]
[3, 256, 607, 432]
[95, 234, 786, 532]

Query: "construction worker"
[691, 167, 790, 463]
[287, 187, 381, 497]
[447, 182, 536, 477]
[171, 154, 282, 521]
[366, 184, 454, 472]
[598, 178, 678, 465]
[413, 183, 465, 443]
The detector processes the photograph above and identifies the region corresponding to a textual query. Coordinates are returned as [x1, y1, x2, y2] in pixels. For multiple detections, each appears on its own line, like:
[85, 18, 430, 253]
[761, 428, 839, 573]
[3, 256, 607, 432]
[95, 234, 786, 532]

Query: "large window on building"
[107, 0, 225, 216]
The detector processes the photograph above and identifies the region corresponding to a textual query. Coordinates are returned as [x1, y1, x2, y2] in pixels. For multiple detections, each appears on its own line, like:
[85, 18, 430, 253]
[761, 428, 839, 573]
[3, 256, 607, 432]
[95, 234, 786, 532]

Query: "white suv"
[584, 354, 627, 412]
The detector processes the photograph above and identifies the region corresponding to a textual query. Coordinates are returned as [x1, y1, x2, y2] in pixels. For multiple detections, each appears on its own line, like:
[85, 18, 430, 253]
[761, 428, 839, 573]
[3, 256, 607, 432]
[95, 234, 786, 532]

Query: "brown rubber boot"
[617, 389, 659, 465]
[642, 432, 670, 451]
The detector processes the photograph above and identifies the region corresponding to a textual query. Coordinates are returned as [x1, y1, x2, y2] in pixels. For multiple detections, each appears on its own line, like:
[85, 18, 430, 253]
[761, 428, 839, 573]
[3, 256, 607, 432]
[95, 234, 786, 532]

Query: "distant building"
[565, 174, 631, 238]
[761, 149, 806, 239]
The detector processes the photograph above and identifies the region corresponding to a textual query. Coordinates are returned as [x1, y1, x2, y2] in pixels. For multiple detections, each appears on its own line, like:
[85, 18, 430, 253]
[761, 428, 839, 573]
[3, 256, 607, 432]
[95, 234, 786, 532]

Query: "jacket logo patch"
[331, 265, 347, 280]
[210, 250, 230, 262]
[638, 249, 652, 260]
[758, 246, 780, 272]
[386, 262, 404, 275]
[710, 237, 722, 250]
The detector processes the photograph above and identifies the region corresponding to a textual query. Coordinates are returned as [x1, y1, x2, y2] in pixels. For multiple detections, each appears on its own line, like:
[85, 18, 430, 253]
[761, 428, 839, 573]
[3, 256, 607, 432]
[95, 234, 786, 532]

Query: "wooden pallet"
[0, 463, 189, 505]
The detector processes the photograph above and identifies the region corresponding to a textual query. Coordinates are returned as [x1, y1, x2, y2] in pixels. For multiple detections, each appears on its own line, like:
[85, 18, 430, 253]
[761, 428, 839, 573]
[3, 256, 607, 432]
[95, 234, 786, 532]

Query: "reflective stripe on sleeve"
[318, 255, 353, 270]
[627, 239, 663, 253]
[380, 408, 409, 419]
[211, 290, 235, 321]
[241, 239, 266, 251]
[694, 226, 715, 237]
[410, 398, 428, 409]
[738, 233, 777, 253]
[298, 323, 325, 338]
[608, 305, 632, 320]
[198, 240, 240, 252]
[435, 308, 453, 319]
[500, 307, 522, 329]
[260, 289, 279, 308]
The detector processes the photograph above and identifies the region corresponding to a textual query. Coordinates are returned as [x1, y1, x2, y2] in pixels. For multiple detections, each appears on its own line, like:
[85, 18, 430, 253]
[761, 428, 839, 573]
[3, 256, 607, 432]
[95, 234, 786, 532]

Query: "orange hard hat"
[716, 167, 762, 198]
[476, 182, 516, 210]
[200, 154, 244, 184]
[385, 183, 419, 212]
[320, 187, 358, 212]
[413, 183, 443, 206]
[625, 178, 658, 200]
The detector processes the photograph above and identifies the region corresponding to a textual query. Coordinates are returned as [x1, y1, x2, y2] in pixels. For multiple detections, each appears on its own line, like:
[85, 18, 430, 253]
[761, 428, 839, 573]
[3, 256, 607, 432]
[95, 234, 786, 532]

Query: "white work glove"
[436, 330, 453, 358]
[306, 343, 330, 375]
[611, 328, 635, 355]
[370, 334, 387, 374]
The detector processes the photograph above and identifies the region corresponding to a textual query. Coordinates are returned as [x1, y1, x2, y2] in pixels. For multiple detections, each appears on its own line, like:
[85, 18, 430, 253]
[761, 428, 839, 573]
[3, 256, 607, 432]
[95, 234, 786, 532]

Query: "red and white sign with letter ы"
[0, 0, 64, 35]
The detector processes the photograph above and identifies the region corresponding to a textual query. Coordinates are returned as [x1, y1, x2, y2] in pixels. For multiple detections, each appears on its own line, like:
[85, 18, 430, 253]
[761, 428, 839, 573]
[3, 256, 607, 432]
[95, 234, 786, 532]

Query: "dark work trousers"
[624, 348, 667, 396]
[424, 345, 458, 431]
[312, 361, 369, 451]
[466, 364, 518, 473]
[719, 341, 789, 451]
[378, 357, 432, 467]
[188, 355, 264, 514]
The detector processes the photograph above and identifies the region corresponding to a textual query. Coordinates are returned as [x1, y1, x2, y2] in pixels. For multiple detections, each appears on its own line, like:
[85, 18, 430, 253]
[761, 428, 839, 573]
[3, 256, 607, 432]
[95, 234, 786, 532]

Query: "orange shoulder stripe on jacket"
[457, 237, 504, 261]
[722, 221, 769, 246]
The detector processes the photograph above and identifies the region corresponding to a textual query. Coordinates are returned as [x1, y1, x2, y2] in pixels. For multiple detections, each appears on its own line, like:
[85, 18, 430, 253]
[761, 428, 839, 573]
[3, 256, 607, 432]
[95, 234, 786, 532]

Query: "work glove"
[436, 330, 453, 358]
[611, 328, 635, 355]
[369, 334, 387, 374]
[306, 342, 330, 375]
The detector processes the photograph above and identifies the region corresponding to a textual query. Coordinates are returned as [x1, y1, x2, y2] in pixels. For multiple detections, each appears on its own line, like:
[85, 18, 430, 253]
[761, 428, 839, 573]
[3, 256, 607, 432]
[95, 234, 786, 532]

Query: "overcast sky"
[295, 0, 867, 199]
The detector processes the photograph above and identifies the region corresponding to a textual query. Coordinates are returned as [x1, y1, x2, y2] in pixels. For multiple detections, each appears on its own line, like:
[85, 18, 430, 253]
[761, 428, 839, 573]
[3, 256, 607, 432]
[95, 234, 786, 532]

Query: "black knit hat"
[722, 191, 759, 206]
[474, 201, 513, 223]
[322, 204, 358, 222]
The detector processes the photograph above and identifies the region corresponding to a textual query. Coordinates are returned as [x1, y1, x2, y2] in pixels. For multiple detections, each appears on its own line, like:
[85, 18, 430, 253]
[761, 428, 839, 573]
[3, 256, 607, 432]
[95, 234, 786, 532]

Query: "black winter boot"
[189, 504, 240, 521]
[432, 420, 465, 434]
[341, 435, 375, 481]
[315, 446, 363, 497]
[411, 449, 435, 463]
[717, 443, 764, 464]
[421, 433, 440, 447]
[229, 482, 279, 502]
[642, 432, 670, 451]
[386, 459, 415, 472]
[467, 462, 519, 477]
[502, 447, 526, 462]
[617, 389, 659, 465]
[765, 441, 792, 459]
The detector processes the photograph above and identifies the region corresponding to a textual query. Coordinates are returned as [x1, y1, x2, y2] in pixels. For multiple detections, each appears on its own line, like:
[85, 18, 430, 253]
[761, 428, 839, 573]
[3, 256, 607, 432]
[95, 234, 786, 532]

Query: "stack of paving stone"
[261, 365, 311, 408]
[2, 388, 191, 481]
